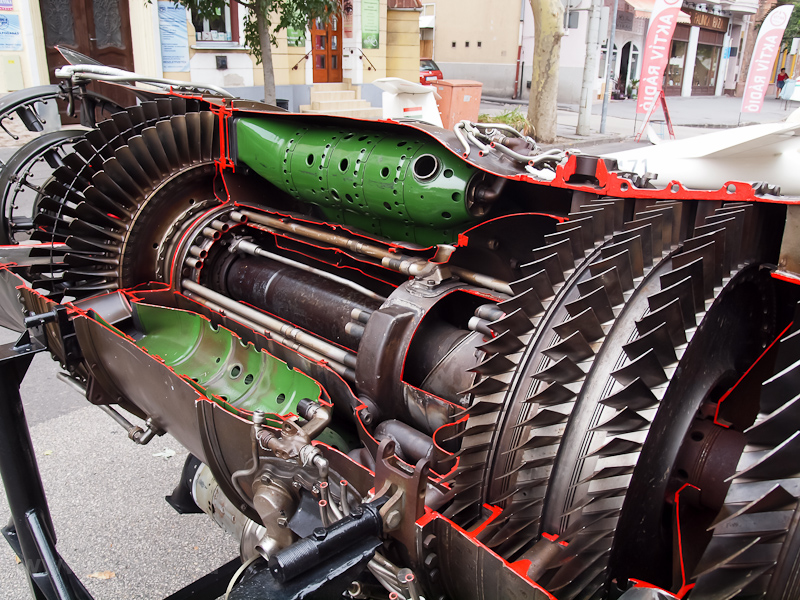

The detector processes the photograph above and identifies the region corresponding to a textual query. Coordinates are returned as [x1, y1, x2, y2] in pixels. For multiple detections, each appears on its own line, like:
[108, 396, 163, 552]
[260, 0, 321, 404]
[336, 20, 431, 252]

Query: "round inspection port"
[411, 154, 441, 182]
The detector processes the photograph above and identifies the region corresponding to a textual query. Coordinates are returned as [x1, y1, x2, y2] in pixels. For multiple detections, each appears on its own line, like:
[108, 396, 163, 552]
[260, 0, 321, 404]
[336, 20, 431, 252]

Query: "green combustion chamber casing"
[234, 116, 483, 246]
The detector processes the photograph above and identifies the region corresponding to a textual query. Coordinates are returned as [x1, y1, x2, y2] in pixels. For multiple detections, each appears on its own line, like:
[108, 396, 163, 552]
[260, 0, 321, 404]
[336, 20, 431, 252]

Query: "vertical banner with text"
[362, 0, 380, 49]
[636, 0, 682, 114]
[741, 5, 795, 113]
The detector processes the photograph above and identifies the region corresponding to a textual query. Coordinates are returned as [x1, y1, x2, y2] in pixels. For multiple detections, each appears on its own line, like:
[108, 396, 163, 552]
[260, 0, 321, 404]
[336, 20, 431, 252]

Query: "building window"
[465, 41, 469, 47]
[666, 41, 687, 88]
[451, 41, 456, 47]
[693, 44, 721, 88]
[477, 41, 481, 47]
[598, 43, 617, 79]
[192, 1, 238, 43]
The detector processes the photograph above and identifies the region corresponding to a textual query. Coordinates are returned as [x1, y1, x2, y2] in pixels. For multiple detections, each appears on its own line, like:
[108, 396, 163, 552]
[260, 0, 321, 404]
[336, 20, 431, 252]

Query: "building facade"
[419, 0, 761, 105]
[0, 0, 419, 109]
[419, 0, 525, 97]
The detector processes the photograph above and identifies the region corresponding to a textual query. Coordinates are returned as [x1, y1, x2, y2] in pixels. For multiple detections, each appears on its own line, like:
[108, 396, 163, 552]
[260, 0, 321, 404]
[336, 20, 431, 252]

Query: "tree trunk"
[256, 9, 277, 104]
[528, 0, 565, 143]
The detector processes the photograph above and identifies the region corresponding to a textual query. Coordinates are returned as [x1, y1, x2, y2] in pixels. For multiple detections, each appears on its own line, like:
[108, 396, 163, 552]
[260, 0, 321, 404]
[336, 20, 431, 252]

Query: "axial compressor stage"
[4, 100, 800, 600]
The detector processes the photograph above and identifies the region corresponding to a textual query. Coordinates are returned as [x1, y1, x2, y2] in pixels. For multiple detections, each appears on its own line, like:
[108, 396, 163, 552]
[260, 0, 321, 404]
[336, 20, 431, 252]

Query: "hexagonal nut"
[384, 510, 402, 530]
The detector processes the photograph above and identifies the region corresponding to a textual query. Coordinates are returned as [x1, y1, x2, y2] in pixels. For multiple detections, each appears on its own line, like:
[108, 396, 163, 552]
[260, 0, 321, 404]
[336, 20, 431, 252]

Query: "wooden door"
[310, 13, 343, 83]
[39, 0, 136, 108]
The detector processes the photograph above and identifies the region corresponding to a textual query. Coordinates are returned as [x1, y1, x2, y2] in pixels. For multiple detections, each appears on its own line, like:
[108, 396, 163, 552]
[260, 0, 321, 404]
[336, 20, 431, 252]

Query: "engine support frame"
[0, 331, 247, 600]
[0, 333, 91, 600]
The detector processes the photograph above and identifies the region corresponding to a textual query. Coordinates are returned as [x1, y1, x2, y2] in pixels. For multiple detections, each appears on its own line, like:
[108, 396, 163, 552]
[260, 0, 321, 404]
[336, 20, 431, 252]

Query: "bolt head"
[313, 527, 327, 540]
[424, 553, 439, 569]
[351, 505, 364, 518]
[423, 534, 437, 550]
[385, 510, 402, 529]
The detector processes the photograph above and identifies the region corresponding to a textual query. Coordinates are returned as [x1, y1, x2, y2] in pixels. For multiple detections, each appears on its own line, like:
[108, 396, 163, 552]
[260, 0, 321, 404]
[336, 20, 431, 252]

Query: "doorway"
[310, 13, 343, 83]
[39, 0, 136, 108]
[619, 42, 631, 96]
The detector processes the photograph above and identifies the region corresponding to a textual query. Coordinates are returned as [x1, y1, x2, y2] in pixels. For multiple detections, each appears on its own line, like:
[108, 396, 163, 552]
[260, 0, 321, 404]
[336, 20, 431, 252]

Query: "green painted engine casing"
[234, 116, 482, 246]
[132, 302, 321, 425]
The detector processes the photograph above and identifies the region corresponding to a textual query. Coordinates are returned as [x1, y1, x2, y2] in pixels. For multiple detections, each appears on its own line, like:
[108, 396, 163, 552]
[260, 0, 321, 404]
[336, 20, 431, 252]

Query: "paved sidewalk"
[480, 93, 799, 148]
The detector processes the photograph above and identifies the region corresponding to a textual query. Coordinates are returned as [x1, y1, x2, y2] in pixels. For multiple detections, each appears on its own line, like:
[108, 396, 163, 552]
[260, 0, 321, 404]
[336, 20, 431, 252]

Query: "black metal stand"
[0, 333, 240, 600]
[0, 336, 91, 600]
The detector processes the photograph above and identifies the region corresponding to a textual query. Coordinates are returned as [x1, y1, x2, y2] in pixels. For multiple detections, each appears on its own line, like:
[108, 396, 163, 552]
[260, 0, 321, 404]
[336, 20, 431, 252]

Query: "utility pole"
[600, 0, 619, 133]
[576, 0, 602, 135]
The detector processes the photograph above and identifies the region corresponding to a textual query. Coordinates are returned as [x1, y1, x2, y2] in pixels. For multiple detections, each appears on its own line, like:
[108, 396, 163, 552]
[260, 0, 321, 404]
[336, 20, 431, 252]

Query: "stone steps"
[301, 80, 381, 120]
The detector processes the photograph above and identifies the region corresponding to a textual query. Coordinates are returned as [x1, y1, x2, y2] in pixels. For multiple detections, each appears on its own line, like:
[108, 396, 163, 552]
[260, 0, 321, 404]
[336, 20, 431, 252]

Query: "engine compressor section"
[0, 93, 799, 600]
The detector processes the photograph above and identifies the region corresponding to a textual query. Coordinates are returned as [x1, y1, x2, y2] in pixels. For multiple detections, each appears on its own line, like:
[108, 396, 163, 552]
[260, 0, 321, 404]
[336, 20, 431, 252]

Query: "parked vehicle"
[420, 58, 443, 84]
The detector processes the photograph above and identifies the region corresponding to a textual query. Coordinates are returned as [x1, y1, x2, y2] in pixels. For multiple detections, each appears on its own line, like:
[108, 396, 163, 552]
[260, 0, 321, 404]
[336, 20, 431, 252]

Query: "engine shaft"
[221, 255, 383, 352]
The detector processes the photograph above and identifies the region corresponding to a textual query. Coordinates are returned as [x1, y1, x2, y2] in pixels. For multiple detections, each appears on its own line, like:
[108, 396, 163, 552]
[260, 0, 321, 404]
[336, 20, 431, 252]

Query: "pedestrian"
[776, 68, 789, 99]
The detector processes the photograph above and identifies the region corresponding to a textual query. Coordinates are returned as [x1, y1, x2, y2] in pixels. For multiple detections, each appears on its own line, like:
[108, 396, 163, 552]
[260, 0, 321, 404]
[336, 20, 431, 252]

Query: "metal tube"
[55, 64, 236, 98]
[372, 552, 400, 575]
[319, 481, 343, 522]
[240, 209, 397, 262]
[97, 404, 134, 431]
[490, 140, 539, 164]
[474, 122, 526, 137]
[233, 239, 385, 301]
[465, 129, 490, 153]
[318, 500, 331, 527]
[600, 0, 620, 133]
[397, 568, 421, 600]
[184, 294, 356, 381]
[239, 209, 514, 296]
[182, 279, 358, 369]
[25, 510, 72, 600]
[344, 322, 365, 339]
[370, 568, 403, 598]
[577, 0, 602, 136]
[210, 219, 229, 232]
[340, 480, 351, 516]
[223, 256, 379, 352]
[450, 266, 513, 295]
[454, 122, 471, 156]
[351, 308, 372, 324]
[0, 348, 58, 592]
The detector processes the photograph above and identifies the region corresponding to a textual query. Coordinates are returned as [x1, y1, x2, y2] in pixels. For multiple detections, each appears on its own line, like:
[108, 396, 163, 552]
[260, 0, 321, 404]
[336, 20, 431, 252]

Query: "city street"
[480, 93, 799, 149]
[0, 91, 795, 599]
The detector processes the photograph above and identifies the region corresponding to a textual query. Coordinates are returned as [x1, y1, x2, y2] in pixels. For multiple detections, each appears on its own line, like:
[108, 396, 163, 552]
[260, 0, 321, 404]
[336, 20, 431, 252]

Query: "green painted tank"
[234, 116, 493, 246]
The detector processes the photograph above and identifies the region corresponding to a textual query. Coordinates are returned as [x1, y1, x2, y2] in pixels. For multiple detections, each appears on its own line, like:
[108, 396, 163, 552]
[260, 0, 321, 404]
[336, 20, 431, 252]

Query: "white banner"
[636, 0, 682, 114]
[741, 5, 795, 113]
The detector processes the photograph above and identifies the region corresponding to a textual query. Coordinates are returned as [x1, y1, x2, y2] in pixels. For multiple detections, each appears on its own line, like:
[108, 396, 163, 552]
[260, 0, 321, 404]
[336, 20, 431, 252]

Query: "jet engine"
[1, 93, 800, 600]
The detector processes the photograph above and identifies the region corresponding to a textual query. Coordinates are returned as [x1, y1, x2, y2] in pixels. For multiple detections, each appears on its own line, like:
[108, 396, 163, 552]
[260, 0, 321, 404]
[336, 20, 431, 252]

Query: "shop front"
[664, 9, 728, 97]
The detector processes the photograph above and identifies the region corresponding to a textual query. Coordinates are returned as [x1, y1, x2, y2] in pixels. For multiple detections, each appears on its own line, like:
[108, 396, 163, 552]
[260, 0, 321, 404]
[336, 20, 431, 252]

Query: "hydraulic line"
[185, 294, 356, 382]
[232, 239, 386, 302]
[181, 280, 357, 370]
[235, 209, 513, 295]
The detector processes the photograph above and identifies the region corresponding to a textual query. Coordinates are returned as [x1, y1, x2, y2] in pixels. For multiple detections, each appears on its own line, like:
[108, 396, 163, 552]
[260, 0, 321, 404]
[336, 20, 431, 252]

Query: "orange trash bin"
[434, 80, 483, 130]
